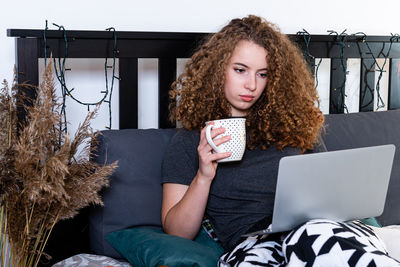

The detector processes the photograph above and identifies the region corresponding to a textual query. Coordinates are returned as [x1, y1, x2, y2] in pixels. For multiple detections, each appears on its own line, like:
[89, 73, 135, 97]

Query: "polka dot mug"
[205, 118, 246, 162]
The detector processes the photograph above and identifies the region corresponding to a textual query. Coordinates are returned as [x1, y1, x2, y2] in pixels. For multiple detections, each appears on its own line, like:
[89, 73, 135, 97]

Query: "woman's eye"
[234, 68, 245, 73]
[258, 72, 267, 78]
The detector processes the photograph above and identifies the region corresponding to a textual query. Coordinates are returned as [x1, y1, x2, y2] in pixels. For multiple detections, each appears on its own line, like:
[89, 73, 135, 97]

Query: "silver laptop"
[243, 144, 395, 237]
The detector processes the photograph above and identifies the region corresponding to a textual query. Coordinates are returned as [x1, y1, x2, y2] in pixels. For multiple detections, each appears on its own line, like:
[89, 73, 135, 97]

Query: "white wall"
[1, 0, 400, 131]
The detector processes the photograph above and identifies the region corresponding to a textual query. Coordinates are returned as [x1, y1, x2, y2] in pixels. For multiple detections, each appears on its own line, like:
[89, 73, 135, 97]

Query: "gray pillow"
[89, 128, 176, 259]
[323, 110, 400, 226]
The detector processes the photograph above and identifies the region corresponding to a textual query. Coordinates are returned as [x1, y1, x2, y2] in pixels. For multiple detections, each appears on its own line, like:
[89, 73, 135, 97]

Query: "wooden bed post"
[15, 37, 39, 124]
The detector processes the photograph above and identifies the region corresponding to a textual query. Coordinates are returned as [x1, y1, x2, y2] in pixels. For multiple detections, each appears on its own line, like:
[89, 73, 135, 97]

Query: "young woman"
[161, 15, 399, 266]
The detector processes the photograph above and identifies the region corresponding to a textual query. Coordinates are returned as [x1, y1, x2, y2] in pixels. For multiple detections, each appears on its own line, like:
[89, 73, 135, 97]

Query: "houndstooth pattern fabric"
[218, 234, 285, 267]
[283, 219, 400, 267]
[218, 219, 400, 267]
[52, 253, 132, 267]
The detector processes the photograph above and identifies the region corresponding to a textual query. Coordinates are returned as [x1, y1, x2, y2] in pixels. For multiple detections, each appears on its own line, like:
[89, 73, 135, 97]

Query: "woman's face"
[224, 40, 268, 117]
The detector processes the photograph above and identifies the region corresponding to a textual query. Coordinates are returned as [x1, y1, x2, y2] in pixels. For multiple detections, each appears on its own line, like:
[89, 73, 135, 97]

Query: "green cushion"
[106, 227, 225, 267]
[361, 217, 382, 227]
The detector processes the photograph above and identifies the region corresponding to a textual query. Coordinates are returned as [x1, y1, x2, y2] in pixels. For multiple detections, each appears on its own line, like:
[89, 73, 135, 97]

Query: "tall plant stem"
[33, 211, 59, 267]
[27, 205, 48, 267]
[0, 205, 4, 267]
[2, 204, 10, 267]
[3, 90, 12, 267]
[8, 100, 12, 147]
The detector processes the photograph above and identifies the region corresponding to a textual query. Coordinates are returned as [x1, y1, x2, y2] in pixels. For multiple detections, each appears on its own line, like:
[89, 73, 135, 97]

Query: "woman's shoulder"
[162, 128, 199, 184]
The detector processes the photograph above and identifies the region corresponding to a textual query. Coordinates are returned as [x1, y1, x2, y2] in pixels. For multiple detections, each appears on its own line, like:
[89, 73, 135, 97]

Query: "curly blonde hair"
[169, 15, 324, 151]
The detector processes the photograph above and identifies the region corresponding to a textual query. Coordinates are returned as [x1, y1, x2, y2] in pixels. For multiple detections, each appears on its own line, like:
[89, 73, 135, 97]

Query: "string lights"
[354, 32, 398, 111]
[299, 28, 399, 113]
[327, 29, 349, 113]
[43, 21, 118, 132]
[297, 29, 323, 90]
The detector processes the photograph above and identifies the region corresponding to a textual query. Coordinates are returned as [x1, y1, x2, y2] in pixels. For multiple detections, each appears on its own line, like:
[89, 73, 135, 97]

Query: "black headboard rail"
[7, 29, 400, 128]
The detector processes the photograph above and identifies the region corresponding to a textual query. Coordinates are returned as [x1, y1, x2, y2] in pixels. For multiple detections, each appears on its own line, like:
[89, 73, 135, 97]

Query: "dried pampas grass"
[0, 61, 117, 267]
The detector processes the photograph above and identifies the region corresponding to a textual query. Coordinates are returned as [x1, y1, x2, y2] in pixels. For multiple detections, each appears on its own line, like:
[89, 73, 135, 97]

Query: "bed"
[7, 28, 400, 266]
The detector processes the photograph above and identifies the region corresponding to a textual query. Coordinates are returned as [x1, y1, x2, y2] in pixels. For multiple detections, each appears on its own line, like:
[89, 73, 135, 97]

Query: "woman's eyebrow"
[233, 62, 267, 71]
[233, 62, 248, 68]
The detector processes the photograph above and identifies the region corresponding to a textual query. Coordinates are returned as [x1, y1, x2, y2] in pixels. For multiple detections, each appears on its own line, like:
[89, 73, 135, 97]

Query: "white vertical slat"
[315, 58, 331, 114]
[138, 58, 159, 129]
[374, 58, 390, 111]
[345, 58, 361, 113]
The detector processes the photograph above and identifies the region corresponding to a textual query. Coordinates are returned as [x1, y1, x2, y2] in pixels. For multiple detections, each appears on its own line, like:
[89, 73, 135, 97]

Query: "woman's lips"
[240, 95, 254, 102]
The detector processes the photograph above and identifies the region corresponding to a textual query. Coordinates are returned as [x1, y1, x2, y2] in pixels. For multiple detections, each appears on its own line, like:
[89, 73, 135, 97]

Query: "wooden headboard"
[7, 29, 400, 129]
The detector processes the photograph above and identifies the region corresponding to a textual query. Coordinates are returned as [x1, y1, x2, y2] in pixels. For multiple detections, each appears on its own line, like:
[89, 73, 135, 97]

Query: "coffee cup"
[205, 118, 246, 162]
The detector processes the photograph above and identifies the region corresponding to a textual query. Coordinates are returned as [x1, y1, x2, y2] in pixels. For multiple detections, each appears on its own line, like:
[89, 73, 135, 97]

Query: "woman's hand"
[197, 122, 232, 181]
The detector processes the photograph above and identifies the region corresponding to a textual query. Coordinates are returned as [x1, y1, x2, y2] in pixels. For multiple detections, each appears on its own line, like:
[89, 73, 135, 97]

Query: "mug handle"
[205, 124, 222, 153]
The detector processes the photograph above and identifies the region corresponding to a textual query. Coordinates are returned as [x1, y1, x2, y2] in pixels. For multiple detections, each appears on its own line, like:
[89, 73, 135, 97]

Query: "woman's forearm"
[162, 173, 212, 239]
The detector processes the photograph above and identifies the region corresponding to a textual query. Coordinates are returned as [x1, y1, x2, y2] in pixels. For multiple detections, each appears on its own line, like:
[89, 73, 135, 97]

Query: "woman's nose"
[245, 75, 256, 91]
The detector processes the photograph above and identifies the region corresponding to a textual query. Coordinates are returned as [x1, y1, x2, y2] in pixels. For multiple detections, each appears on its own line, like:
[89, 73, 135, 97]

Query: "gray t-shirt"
[162, 129, 325, 250]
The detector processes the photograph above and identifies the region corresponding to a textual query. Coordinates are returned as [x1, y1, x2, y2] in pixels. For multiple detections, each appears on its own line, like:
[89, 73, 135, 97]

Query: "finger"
[200, 125, 226, 147]
[212, 134, 231, 147]
[204, 128, 228, 150]
[198, 135, 230, 159]
[211, 127, 226, 139]
[209, 151, 232, 162]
